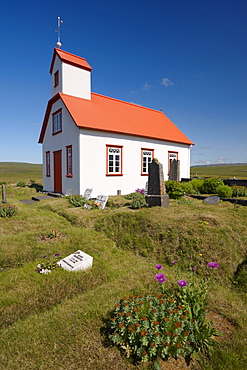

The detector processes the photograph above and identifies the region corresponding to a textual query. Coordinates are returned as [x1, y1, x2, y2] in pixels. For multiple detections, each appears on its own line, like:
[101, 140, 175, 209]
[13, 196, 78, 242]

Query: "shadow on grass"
[29, 183, 43, 192]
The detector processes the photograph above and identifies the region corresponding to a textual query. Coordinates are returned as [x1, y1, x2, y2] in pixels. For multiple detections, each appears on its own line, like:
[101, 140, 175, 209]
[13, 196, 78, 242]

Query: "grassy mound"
[0, 187, 247, 369]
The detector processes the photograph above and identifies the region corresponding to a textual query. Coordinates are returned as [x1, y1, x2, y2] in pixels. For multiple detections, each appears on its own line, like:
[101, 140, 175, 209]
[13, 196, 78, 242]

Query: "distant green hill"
[190, 164, 247, 179]
[0, 162, 43, 184]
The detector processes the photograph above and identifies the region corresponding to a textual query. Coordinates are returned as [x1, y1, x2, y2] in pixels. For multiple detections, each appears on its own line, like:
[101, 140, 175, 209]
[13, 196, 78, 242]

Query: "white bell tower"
[50, 17, 92, 100]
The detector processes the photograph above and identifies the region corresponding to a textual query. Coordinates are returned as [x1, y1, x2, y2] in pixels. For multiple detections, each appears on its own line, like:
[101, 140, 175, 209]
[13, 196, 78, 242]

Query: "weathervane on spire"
[55, 16, 63, 48]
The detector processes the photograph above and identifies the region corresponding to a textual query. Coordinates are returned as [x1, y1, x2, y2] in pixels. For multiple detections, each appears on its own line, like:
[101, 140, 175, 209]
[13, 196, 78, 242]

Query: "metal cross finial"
[55, 16, 63, 48]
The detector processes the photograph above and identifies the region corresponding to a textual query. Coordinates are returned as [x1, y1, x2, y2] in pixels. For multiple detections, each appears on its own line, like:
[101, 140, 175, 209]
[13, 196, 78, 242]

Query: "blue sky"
[0, 0, 246, 165]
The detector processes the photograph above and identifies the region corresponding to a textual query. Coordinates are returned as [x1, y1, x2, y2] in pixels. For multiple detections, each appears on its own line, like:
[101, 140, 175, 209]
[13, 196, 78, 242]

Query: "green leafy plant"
[130, 198, 147, 209]
[201, 178, 224, 195]
[67, 194, 88, 207]
[107, 261, 220, 368]
[0, 181, 7, 185]
[125, 192, 145, 200]
[177, 198, 193, 204]
[16, 181, 26, 187]
[180, 182, 194, 195]
[216, 185, 233, 198]
[107, 292, 193, 367]
[0, 204, 17, 218]
[165, 180, 184, 199]
[232, 186, 247, 198]
[189, 179, 204, 194]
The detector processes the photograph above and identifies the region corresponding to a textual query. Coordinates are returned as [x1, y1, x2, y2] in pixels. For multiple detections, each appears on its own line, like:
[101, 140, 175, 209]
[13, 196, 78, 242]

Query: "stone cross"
[146, 159, 169, 207]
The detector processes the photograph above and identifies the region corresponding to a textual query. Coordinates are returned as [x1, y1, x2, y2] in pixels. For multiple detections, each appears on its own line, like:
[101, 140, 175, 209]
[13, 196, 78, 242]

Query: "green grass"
[0, 166, 247, 369]
[0, 162, 43, 184]
[190, 164, 247, 179]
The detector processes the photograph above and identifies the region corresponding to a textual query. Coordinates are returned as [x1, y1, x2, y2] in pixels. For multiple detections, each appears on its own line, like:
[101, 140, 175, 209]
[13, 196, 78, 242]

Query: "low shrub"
[67, 194, 88, 207]
[130, 197, 147, 209]
[201, 178, 224, 195]
[125, 192, 145, 200]
[216, 185, 233, 198]
[0, 181, 7, 185]
[165, 181, 184, 199]
[189, 179, 204, 194]
[16, 181, 26, 187]
[180, 182, 194, 194]
[107, 261, 220, 367]
[0, 204, 17, 218]
[232, 186, 247, 198]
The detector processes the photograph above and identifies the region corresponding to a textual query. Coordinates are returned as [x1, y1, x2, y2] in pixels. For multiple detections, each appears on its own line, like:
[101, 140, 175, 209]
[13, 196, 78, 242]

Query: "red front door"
[53, 150, 62, 193]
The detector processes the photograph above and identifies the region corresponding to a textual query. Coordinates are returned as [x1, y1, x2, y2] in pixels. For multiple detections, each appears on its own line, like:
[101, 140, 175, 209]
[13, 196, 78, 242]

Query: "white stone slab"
[83, 188, 93, 200]
[95, 194, 108, 209]
[57, 250, 93, 272]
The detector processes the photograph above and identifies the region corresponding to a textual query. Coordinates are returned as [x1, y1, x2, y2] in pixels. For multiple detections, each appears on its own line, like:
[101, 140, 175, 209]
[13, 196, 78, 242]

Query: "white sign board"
[57, 250, 93, 272]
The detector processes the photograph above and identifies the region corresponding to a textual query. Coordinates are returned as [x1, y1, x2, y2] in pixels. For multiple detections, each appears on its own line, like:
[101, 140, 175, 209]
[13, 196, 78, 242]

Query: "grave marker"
[169, 159, 180, 182]
[204, 196, 220, 205]
[2, 184, 6, 204]
[83, 188, 93, 200]
[95, 195, 108, 209]
[57, 250, 93, 272]
[146, 159, 169, 207]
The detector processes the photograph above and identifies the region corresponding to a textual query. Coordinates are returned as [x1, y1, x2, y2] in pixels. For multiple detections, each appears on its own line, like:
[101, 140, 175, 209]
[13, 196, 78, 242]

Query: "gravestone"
[144, 181, 148, 196]
[2, 184, 7, 204]
[83, 188, 93, 200]
[57, 250, 93, 272]
[95, 195, 108, 209]
[204, 196, 220, 205]
[145, 159, 169, 207]
[169, 159, 180, 182]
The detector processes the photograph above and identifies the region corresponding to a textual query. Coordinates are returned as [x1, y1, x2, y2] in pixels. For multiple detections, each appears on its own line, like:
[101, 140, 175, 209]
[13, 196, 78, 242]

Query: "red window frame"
[168, 151, 178, 174]
[66, 145, 73, 177]
[141, 148, 154, 175]
[54, 70, 59, 87]
[106, 144, 123, 176]
[45, 151, 50, 177]
[52, 109, 62, 135]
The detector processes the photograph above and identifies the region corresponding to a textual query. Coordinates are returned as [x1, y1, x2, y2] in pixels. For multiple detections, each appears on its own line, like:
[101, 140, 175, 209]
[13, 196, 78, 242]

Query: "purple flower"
[155, 273, 166, 283]
[178, 280, 187, 287]
[172, 260, 178, 264]
[155, 264, 163, 270]
[208, 262, 218, 269]
[55, 254, 60, 257]
[191, 267, 196, 271]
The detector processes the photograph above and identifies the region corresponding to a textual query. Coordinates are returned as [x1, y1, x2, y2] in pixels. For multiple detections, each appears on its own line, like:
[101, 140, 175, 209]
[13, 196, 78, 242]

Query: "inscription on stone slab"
[57, 250, 93, 272]
[83, 188, 93, 200]
[95, 195, 108, 209]
[204, 196, 220, 205]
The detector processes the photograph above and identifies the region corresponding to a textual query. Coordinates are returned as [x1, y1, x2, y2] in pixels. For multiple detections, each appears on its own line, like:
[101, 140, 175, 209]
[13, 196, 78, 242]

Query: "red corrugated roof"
[49, 48, 92, 74]
[39, 92, 194, 145]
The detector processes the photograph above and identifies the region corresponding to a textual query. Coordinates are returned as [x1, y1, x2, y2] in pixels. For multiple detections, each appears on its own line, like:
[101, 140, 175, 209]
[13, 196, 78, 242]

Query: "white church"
[38, 48, 194, 196]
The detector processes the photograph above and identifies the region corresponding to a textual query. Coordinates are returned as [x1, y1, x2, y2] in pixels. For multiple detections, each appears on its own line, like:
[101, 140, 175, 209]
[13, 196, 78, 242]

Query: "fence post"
[2, 184, 7, 203]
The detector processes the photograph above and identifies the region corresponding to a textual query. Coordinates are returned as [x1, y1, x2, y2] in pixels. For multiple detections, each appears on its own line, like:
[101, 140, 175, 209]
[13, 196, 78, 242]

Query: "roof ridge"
[55, 48, 88, 63]
[91, 92, 164, 114]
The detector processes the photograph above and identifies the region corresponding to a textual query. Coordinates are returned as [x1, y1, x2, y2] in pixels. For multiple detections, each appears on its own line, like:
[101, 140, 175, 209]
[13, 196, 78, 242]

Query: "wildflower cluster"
[107, 259, 220, 366]
[108, 292, 194, 363]
[135, 188, 145, 195]
[36, 254, 61, 274]
[0, 204, 17, 218]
